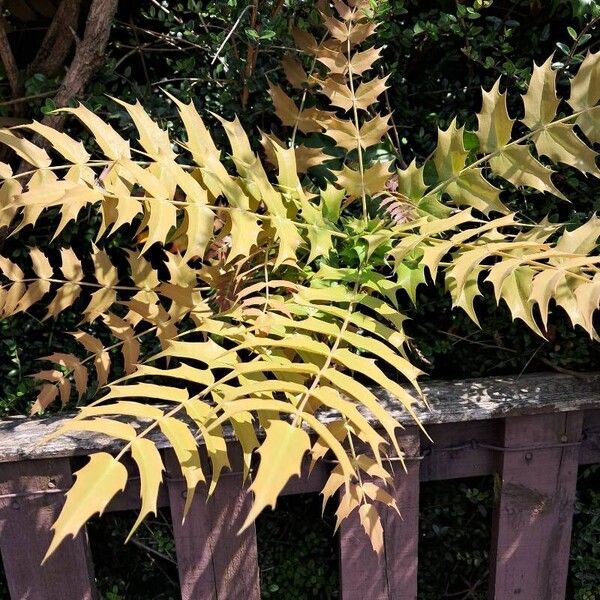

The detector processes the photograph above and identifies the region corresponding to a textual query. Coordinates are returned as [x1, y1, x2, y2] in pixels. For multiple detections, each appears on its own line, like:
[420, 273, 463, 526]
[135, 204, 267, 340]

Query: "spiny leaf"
[0, 129, 50, 168]
[521, 56, 560, 128]
[241, 420, 311, 530]
[158, 417, 206, 511]
[319, 74, 389, 112]
[476, 79, 514, 152]
[359, 503, 384, 554]
[568, 50, 600, 143]
[59, 104, 130, 159]
[128, 438, 164, 540]
[20, 121, 90, 164]
[44, 453, 127, 561]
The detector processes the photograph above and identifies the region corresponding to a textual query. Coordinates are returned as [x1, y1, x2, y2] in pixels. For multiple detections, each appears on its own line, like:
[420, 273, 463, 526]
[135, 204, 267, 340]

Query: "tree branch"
[0, 12, 21, 101]
[41, 0, 119, 130]
[27, 0, 82, 78]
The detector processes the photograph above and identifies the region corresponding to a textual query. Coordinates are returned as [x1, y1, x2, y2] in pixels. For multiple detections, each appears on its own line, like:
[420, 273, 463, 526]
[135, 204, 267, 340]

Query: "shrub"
[0, 0, 600, 558]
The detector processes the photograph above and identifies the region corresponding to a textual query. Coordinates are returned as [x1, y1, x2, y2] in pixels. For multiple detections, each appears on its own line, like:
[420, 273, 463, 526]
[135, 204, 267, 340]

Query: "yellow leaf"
[230, 411, 259, 480]
[556, 214, 600, 255]
[15, 278, 50, 314]
[325, 114, 390, 150]
[444, 170, 507, 216]
[333, 161, 392, 197]
[476, 79, 514, 152]
[182, 201, 214, 262]
[322, 367, 403, 457]
[309, 386, 386, 462]
[521, 56, 560, 128]
[332, 348, 424, 425]
[30, 247, 53, 279]
[71, 331, 110, 386]
[0, 179, 20, 229]
[59, 104, 131, 160]
[321, 464, 347, 511]
[434, 118, 468, 180]
[112, 98, 175, 160]
[447, 268, 483, 327]
[335, 484, 361, 530]
[214, 397, 354, 482]
[157, 417, 205, 518]
[0, 160, 12, 179]
[317, 45, 382, 76]
[322, 14, 376, 45]
[568, 51, 600, 143]
[358, 503, 384, 554]
[271, 215, 304, 268]
[167, 93, 249, 208]
[532, 124, 600, 177]
[0, 129, 51, 168]
[489, 145, 566, 199]
[0, 256, 24, 281]
[241, 420, 311, 530]
[30, 383, 59, 414]
[101, 383, 189, 403]
[45, 353, 88, 398]
[497, 266, 544, 337]
[575, 275, 600, 337]
[397, 159, 426, 202]
[44, 453, 128, 561]
[128, 438, 164, 539]
[21, 121, 90, 164]
[229, 207, 262, 260]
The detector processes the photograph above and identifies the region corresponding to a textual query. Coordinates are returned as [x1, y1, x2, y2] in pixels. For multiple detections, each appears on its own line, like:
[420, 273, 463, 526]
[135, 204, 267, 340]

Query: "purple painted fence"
[0, 372, 599, 599]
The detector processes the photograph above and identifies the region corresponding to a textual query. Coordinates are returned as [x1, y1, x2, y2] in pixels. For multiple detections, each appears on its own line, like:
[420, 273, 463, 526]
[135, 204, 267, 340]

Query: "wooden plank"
[165, 451, 260, 600]
[0, 458, 96, 600]
[580, 409, 600, 464]
[340, 428, 420, 600]
[1, 372, 598, 463]
[421, 420, 500, 481]
[488, 411, 583, 600]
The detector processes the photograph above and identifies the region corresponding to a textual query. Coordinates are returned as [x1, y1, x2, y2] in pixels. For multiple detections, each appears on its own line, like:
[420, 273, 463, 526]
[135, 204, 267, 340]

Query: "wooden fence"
[1, 371, 600, 600]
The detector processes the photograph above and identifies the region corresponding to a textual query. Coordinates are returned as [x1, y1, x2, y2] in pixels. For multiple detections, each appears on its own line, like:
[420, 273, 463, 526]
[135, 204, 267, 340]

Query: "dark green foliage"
[257, 494, 339, 599]
[418, 477, 493, 600]
[88, 510, 179, 600]
[569, 466, 600, 600]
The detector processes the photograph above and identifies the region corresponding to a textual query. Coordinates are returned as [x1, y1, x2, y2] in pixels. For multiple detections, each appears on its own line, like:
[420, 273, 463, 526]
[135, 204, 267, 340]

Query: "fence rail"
[1, 371, 599, 600]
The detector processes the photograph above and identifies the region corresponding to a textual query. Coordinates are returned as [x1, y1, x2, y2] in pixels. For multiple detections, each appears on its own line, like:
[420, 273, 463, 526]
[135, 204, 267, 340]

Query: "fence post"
[488, 411, 582, 600]
[340, 427, 420, 600]
[0, 458, 96, 600]
[165, 451, 260, 600]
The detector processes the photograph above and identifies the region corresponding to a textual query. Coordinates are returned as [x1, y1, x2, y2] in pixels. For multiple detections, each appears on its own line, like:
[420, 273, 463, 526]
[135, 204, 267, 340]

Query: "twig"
[148, 0, 183, 24]
[0, 90, 57, 107]
[516, 341, 545, 381]
[129, 536, 176, 565]
[379, 66, 406, 168]
[130, 17, 151, 92]
[211, 4, 252, 65]
[560, 15, 600, 77]
[539, 357, 589, 378]
[437, 329, 517, 353]
[241, 0, 260, 109]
